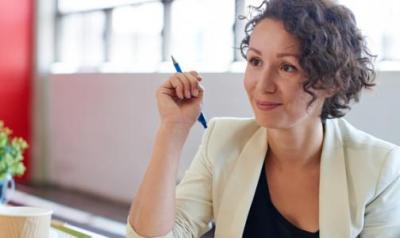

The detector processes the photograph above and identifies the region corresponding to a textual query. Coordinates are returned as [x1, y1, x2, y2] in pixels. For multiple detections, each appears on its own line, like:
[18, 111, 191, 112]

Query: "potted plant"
[0, 121, 28, 204]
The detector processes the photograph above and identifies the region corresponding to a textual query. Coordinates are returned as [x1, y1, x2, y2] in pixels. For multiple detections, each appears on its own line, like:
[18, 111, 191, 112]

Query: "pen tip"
[171, 55, 177, 64]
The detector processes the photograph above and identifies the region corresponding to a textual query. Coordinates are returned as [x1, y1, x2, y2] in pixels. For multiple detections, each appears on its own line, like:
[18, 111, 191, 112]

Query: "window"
[109, 3, 163, 71]
[53, 0, 400, 73]
[57, 12, 106, 70]
[339, 0, 400, 62]
[169, 0, 235, 71]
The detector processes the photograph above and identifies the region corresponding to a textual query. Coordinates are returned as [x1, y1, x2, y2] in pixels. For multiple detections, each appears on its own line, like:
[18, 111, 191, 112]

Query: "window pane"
[245, 0, 400, 62]
[58, 0, 156, 13]
[110, 2, 163, 71]
[340, 0, 400, 61]
[58, 11, 105, 69]
[245, 0, 264, 8]
[382, 0, 400, 61]
[235, 0, 265, 62]
[170, 0, 235, 71]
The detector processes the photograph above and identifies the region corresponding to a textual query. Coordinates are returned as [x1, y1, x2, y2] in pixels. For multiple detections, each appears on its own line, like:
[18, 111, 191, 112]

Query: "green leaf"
[0, 121, 28, 179]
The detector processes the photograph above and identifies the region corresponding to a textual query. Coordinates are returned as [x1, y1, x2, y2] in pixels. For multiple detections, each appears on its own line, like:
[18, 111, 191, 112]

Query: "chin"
[253, 113, 287, 129]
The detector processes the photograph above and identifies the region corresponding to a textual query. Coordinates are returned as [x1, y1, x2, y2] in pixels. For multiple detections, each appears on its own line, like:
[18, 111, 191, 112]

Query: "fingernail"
[193, 89, 199, 96]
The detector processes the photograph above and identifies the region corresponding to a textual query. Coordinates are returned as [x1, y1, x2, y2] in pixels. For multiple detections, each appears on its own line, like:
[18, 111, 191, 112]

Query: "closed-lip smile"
[256, 100, 282, 106]
[255, 100, 282, 111]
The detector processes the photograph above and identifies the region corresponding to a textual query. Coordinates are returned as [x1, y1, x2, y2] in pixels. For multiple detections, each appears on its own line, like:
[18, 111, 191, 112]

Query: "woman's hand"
[130, 71, 204, 236]
[156, 71, 204, 128]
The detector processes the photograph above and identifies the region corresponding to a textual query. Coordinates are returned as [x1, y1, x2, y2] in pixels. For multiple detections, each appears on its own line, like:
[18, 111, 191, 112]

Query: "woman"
[127, 0, 400, 237]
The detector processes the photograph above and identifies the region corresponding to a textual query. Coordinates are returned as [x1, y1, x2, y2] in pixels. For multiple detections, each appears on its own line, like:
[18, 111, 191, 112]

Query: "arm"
[127, 71, 208, 237]
[360, 148, 400, 238]
[127, 119, 215, 238]
[128, 123, 192, 237]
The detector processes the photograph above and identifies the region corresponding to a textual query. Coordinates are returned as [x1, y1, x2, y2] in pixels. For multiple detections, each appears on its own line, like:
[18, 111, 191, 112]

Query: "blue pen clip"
[171, 56, 207, 129]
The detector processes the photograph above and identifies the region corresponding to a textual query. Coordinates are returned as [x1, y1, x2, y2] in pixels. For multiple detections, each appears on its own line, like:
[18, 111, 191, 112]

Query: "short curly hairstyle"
[240, 0, 376, 120]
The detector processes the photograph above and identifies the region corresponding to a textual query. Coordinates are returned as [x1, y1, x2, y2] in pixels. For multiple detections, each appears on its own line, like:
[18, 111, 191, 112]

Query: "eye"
[248, 57, 262, 67]
[280, 63, 297, 73]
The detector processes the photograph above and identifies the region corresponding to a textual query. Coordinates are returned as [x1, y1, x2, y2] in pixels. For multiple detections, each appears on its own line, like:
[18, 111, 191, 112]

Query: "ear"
[320, 86, 338, 99]
[311, 78, 338, 99]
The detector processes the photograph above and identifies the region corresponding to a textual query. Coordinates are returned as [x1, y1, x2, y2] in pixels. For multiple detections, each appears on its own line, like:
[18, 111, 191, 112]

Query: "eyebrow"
[248, 47, 262, 55]
[248, 47, 300, 58]
[276, 52, 300, 58]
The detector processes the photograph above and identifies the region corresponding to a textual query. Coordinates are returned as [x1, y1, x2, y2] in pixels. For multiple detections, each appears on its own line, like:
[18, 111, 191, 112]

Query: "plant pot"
[0, 174, 14, 204]
[0, 181, 3, 201]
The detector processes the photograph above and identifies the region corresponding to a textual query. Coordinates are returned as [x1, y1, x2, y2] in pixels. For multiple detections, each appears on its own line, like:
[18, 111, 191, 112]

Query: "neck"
[266, 118, 324, 169]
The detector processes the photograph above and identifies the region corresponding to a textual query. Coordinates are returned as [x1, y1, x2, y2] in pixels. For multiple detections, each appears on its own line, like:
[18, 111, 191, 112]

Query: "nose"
[256, 66, 277, 94]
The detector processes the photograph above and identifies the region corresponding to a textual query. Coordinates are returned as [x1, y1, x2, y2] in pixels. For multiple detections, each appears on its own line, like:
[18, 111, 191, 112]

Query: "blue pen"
[171, 56, 208, 129]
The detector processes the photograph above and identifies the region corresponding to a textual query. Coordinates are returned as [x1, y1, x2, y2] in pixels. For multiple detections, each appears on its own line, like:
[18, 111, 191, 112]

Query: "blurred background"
[1, 0, 399, 237]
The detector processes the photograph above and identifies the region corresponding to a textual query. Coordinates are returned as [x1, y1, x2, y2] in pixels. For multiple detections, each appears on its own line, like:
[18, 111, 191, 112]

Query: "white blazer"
[127, 117, 400, 238]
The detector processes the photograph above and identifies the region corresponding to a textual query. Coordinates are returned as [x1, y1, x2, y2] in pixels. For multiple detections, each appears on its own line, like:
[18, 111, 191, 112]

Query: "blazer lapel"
[215, 126, 267, 238]
[319, 119, 352, 237]
[215, 119, 352, 237]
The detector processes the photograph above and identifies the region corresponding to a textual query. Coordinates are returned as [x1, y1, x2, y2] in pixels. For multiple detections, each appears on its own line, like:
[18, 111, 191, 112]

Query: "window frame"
[52, 0, 400, 73]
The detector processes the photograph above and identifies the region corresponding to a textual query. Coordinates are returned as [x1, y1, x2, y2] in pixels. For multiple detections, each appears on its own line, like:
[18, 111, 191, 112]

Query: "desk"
[50, 223, 106, 238]
[8, 190, 126, 238]
[50, 221, 106, 238]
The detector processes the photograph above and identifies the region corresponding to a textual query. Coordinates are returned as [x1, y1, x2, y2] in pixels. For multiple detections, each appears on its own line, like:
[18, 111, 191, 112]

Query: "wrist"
[156, 123, 191, 152]
[160, 120, 194, 131]
[158, 121, 192, 138]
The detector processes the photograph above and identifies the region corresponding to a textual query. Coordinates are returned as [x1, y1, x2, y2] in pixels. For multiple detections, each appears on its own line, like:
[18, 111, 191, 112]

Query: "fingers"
[183, 72, 202, 97]
[176, 74, 192, 99]
[167, 71, 203, 100]
[189, 71, 202, 81]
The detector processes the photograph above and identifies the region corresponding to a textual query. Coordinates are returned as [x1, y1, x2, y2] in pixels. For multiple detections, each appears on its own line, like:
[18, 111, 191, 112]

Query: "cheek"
[290, 91, 310, 108]
[243, 72, 255, 96]
[288, 90, 323, 115]
[243, 77, 251, 93]
[281, 86, 309, 109]
[281, 80, 308, 102]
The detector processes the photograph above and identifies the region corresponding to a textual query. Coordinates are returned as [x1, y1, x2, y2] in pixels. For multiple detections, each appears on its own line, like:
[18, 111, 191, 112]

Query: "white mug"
[0, 206, 53, 238]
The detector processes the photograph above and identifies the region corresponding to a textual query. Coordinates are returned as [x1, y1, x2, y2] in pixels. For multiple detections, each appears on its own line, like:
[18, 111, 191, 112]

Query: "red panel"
[0, 0, 34, 182]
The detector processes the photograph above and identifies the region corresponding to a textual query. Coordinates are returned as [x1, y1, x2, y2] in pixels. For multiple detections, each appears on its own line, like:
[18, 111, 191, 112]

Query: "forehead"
[249, 18, 300, 54]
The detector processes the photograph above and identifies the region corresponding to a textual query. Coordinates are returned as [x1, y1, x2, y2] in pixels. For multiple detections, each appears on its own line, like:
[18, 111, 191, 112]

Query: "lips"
[255, 100, 282, 111]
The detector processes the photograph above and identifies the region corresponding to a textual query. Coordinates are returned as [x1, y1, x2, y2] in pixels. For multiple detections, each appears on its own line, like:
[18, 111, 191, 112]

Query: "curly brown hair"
[240, 0, 376, 120]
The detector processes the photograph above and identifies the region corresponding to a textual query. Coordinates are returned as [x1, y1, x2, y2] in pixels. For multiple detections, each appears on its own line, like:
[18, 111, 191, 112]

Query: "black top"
[242, 162, 320, 238]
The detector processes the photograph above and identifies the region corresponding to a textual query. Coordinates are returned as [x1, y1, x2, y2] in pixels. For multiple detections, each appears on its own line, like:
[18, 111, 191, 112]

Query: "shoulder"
[202, 117, 262, 161]
[331, 118, 400, 167]
[328, 118, 400, 194]
[331, 118, 399, 154]
[207, 117, 260, 139]
[206, 116, 260, 144]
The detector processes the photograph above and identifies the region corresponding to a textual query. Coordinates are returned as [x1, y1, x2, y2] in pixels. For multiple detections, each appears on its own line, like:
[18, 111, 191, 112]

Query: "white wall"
[46, 73, 252, 202]
[345, 71, 400, 144]
[44, 72, 400, 203]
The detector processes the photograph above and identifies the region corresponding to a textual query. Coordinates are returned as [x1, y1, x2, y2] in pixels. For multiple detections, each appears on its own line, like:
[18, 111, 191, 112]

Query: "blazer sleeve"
[127, 119, 217, 238]
[360, 147, 400, 238]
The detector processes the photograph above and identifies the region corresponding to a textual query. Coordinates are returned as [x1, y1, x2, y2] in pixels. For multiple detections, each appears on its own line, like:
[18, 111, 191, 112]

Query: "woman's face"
[244, 18, 327, 129]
